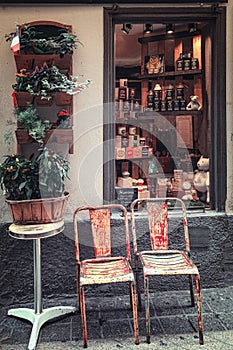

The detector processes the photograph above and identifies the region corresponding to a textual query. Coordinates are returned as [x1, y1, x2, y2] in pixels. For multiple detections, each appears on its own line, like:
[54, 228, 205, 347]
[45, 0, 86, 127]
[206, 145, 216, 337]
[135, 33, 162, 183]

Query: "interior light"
[144, 23, 153, 34]
[121, 23, 132, 35]
[166, 24, 175, 34]
[189, 23, 197, 33]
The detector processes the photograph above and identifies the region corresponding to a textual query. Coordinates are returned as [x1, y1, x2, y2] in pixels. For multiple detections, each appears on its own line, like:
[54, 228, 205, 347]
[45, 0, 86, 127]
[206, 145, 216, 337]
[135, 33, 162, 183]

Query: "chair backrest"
[130, 197, 190, 254]
[73, 204, 131, 263]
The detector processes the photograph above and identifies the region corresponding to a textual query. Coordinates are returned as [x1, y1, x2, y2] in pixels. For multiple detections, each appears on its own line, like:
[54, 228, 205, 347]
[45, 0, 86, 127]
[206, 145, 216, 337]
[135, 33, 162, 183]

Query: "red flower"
[57, 109, 70, 118]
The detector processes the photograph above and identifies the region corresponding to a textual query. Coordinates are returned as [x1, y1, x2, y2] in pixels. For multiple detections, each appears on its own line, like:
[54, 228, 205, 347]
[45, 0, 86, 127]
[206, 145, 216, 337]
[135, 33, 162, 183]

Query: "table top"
[9, 220, 64, 240]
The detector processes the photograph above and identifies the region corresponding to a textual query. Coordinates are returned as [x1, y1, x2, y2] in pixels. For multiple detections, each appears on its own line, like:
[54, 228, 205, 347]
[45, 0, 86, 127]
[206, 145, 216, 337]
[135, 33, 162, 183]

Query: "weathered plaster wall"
[0, 2, 232, 223]
[0, 5, 104, 222]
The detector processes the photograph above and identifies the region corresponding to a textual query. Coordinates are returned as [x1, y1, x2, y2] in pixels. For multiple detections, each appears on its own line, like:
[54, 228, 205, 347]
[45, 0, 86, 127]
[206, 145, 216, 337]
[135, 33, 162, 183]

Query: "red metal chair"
[130, 197, 204, 345]
[73, 204, 140, 348]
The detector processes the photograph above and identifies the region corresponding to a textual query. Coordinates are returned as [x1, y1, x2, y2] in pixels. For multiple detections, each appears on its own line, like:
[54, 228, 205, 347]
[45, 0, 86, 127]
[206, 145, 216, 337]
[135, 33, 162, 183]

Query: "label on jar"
[173, 100, 180, 111]
[147, 94, 154, 108]
[176, 88, 184, 100]
[121, 137, 128, 147]
[154, 101, 161, 112]
[183, 59, 191, 71]
[176, 59, 183, 71]
[165, 89, 174, 100]
[154, 89, 162, 101]
[180, 99, 186, 110]
[161, 100, 167, 112]
[191, 58, 199, 70]
[167, 100, 173, 111]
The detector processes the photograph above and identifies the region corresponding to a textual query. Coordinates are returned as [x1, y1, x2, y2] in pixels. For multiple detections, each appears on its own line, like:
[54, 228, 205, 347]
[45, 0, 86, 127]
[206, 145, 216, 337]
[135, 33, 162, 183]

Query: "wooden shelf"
[138, 110, 202, 118]
[139, 69, 202, 80]
[138, 30, 202, 44]
[116, 156, 153, 161]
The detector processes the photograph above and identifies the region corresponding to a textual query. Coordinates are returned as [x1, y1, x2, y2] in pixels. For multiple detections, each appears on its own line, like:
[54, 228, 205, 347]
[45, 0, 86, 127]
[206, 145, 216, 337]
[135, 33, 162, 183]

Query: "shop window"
[103, 6, 226, 211]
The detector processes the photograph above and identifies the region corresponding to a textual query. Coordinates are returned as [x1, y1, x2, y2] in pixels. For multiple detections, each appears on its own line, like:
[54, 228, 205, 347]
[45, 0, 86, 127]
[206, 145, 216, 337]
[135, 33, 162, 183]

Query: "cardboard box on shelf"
[115, 147, 125, 160]
[118, 177, 133, 188]
[133, 146, 142, 158]
[126, 147, 134, 159]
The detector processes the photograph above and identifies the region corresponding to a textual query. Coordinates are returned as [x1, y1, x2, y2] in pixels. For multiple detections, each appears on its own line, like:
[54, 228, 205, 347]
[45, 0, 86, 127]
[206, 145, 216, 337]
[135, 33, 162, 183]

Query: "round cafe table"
[8, 220, 76, 350]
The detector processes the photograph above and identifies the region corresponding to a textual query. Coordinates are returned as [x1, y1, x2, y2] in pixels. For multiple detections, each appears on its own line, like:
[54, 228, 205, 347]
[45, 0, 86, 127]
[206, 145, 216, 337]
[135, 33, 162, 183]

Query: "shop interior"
[114, 21, 211, 208]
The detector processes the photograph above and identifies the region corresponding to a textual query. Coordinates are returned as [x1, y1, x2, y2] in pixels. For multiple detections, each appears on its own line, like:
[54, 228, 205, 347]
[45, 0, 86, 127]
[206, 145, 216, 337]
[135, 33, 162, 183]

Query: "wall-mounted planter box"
[35, 95, 53, 106]
[15, 129, 74, 154]
[14, 54, 72, 72]
[55, 92, 72, 106]
[11, 21, 75, 155]
[13, 91, 34, 108]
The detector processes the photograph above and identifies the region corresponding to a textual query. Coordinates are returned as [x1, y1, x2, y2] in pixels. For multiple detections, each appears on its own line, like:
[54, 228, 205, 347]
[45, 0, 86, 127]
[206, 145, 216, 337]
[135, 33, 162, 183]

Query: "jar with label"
[176, 83, 184, 100]
[176, 53, 183, 71]
[173, 100, 180, 111]
[161, 100, 167, 112]
[165, 84, 174, 100]
[183, 52, 192, 71]
[191, 58, 199, 70]
[154, 100, 161, 112]
[180, 99, 186, 111]
[147, 89, 154, 108]
[121, 136, 128, 147]
[167, 100, 173, 111]
[153, 83, 162, 101]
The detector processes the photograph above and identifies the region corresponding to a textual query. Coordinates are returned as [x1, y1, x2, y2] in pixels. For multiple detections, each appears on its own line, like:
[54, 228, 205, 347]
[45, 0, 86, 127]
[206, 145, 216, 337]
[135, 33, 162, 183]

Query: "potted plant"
[14, 106, 52, 144]
[0, 147, 70, 224]
[56, 109, 71, 128]
[5, 24, 81, 57]
[12, 63, 91, 105]
[12, 69, 34, 107]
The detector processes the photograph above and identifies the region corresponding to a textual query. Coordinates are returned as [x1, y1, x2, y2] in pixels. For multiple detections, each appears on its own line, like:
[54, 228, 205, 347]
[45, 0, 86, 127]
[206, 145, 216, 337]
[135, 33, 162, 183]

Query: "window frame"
[103, 6, 226, 211]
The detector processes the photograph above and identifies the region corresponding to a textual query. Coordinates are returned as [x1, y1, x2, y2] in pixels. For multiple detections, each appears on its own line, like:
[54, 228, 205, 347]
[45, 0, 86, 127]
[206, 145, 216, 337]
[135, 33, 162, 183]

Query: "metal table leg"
[8, 238, 76, 350]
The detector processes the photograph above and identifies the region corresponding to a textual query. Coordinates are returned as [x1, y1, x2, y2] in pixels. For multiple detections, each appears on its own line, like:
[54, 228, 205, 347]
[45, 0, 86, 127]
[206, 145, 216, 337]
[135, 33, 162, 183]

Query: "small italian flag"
[11, 26, 20, 54]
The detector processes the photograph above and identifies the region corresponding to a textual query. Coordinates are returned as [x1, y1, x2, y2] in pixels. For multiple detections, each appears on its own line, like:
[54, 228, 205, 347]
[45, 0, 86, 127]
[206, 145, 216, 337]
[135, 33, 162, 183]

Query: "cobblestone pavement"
[0, 287, 233, 350]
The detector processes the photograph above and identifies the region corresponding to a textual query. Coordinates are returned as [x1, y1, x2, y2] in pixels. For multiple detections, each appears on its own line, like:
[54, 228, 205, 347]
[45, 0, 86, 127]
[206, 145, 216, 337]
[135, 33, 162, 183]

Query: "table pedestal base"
[8, 306, 76, 350]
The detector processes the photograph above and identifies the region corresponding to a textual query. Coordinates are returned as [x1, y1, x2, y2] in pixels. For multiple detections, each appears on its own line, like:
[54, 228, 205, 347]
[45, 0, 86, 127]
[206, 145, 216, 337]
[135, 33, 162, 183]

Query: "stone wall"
[0, 214, 233, 308]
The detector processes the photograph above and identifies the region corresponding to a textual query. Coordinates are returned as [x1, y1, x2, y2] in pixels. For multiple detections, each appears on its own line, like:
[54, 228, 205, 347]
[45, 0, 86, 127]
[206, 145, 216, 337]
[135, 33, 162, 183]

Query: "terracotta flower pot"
[6, 192, 69, 225]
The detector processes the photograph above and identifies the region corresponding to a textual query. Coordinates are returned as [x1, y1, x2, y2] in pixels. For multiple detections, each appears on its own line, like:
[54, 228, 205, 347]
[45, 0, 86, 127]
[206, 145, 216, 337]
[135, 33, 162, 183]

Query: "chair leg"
[76, 264, 81, 312]
[144, 276, 150, 344]
[130, 281, 140, 345]
[135, 256, 142, 311]
[195, 275, 204, 345]
[80, 286, 88, 348]
[129, 282, 133, 310]
[189, 275, 195, 307]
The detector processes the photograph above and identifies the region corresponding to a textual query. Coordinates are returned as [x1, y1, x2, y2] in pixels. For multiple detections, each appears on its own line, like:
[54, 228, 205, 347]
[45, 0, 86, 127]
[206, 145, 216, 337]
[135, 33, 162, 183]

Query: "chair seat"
[80, 257, 135, 285]
[139, 250, 199, 276]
